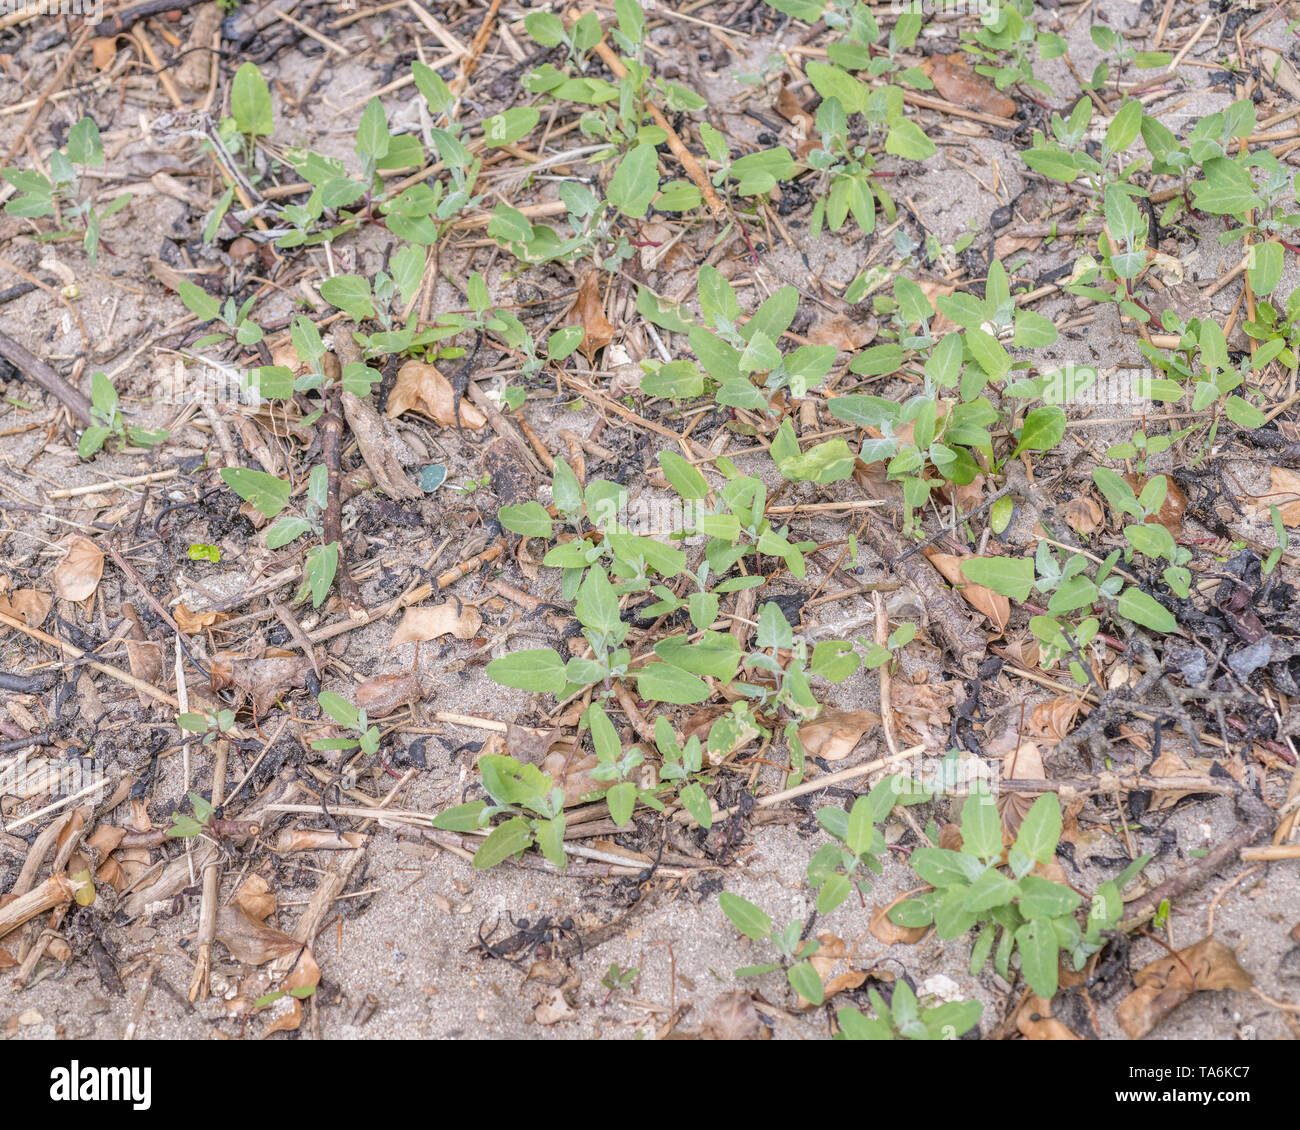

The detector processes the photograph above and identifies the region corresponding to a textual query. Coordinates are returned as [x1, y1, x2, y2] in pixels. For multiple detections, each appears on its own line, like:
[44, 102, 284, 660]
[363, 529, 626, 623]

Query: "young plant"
[835, 981, 982, 1041]
[2, 116, 131, 267]
[805, 774, 928, 914]
[78, 371, 169, 458]
[312, 691, 381, 758]
[719, 891, 825, 1005]
[432, 753, 568, 871]
[892, 789, 1149, 998]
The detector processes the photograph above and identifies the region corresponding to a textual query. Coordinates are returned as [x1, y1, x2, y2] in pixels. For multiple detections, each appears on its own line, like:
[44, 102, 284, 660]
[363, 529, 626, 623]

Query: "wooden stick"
[583, 22, 725, 215]
[0, 329, 93, 425]
[188, 739, 227, 1002]
[0, 875, 75, 941]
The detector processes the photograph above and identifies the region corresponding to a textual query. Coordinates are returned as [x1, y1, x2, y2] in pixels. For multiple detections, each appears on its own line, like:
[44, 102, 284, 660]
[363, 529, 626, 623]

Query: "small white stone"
[921, 974, 962, 1003]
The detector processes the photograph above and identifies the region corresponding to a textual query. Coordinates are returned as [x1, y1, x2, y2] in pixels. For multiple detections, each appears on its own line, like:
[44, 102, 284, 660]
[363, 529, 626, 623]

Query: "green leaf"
[965, 326, 1011, 380]
[960, 556, 1034, 602]
[474, 817, 533, 869]
[231, 62, 274, 137]
[486, 649, 567, 693]
[575, 567, 622, 637]
[1117, 587, 1176, 633]
[962, 867, 1019, 914]
[319, 274, 374, 320]
[65, 117, 104, 166]
[678, 781, 712, 829]
[1015, 918, 1059, 998]
[78, 426, 111, 459]
[1249, 239, 1284, 297]
[1018, 875, 1082, 920]
[606, 781, 637, 826]
[317, 691, 359, 728]
[498, 502, 553, 538]
[1014, 792, 1062, 863]
[220, 467, 290, 519]
[960, 784, 1003, 861]
[482, 107, 540, 147]
[1012, 405, 1067, 457]
[719, 892, 772, 940]
[637, 662, 711, 704]
[811, 640, 860, 683]
[608, 143, 659, 218]
[886, 118, 934, 161]
[305, 541, 338, 607]
[788, 960, 824, 1005]
[265, 516, 310, 549]
[355, 97, 391, 163]
[659, 450, 710, 500]
[178, 279, 222, 324]
[654, 632, 740, 682]
[816, 872, 852, 915]
[1013, 309, 1059, 348]
[1105, 99, 1143, 155]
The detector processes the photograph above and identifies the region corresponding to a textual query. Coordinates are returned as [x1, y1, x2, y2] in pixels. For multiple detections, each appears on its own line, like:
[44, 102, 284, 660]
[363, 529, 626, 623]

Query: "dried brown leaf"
[53, 536, 104, 602]
[797, 709, 880, 762]
[925, 550, 1009, 633]
[1118, 936, 1253, 1039]
[569, 269, 615, 363]
[701, 991, 764, 1040]
[355, 672, 424, 717]
[389, 603, 482, 647]
[209, 652, 313, 715]
[0, 588, 51, 628]
[923, 53, 1017, 118]
[215, 905, 300, 965]
[1060, 495, 1102, 536]
[386, 360, 487, 429]
[807, 313, 875, 352]
[1026, 695, 1081, 743]
[1122, 474, 1187, 535]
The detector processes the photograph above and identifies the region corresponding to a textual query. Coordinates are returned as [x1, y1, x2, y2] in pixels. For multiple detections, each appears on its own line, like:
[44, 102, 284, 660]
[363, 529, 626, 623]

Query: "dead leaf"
[890, 680, 954, 748]
[53, 536, 104, 602]
[925, 550, 1009, 634]
[1014, 992, 1081, 1040]
[871, 892, 929, 945]
[1118, 936, 1253, 1039]
[389, 603, 483, 648]
[91, 37, 118, 70]
[1060, 495, 1103, 536]
[209, 652, 313, 715]
[0, 588, 51, 628]
[534, 985, 579, 1025]
[996, 736, 1046, 838]
[1259, 466, 1300, 526]
[701, 991, 764, 1039]
[235, 875, 278, 921]
[1026, 695, 1082, 743]
[386, 360, 487, 429]
[355, 673, 424, 717]
[215, 905, 301, 965]
[797, 709, 881, 761]
[569, 270, 615, 363]
[774, 72, 814, 135]
[922, 53, 1017, 118]
[807, 312, 875, 352]
[125, 640, 163, 708]
[174, 604, 227, 634]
